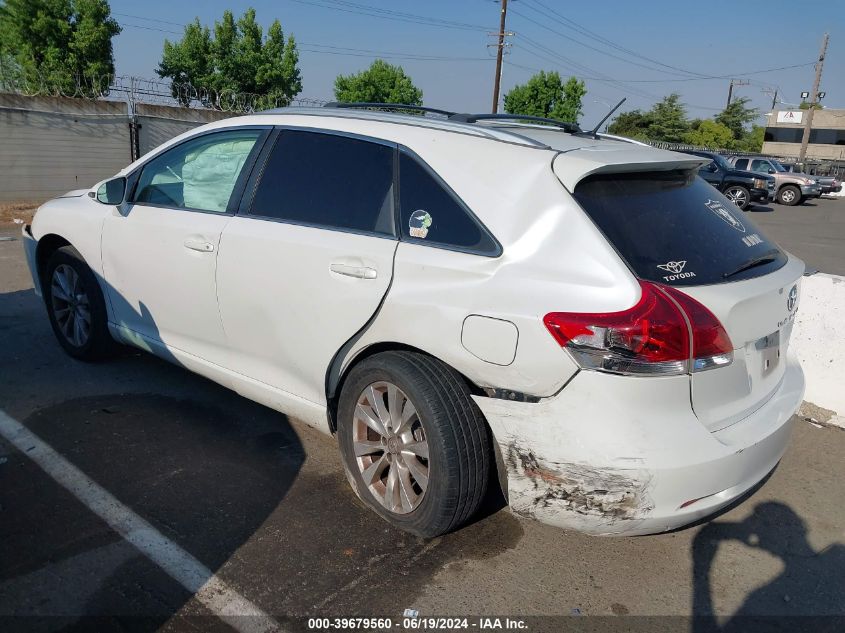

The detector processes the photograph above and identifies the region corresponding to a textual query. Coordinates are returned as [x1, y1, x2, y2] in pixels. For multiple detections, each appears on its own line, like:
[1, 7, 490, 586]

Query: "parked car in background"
[727, 156, 821, 206]
[22, 105, 805, 538]
[780, 163, 841, 195]
[683, 150, 774, 210]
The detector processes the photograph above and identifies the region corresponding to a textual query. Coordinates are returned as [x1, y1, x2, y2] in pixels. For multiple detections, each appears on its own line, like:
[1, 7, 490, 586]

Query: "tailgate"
[681, 256, 804, 431]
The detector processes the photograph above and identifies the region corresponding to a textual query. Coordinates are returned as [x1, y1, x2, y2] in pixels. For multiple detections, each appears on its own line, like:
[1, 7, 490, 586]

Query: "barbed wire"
[0, 65, 327, 112]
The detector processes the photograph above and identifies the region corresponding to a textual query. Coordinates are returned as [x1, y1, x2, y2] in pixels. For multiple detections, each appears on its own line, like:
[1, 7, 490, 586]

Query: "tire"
[723, 185, 750, 210]
[337, 351, 490, 538]
[777, 185, 801, 206]
[43, 246, 116, 361]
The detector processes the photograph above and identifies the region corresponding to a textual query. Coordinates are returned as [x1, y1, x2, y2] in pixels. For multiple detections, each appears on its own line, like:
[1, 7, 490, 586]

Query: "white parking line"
[0, 409, 282, 633]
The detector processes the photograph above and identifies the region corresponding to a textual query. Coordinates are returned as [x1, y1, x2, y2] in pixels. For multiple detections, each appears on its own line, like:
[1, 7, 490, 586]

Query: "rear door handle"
[329, 263, 378, 279]
[184, 239, 214, 253]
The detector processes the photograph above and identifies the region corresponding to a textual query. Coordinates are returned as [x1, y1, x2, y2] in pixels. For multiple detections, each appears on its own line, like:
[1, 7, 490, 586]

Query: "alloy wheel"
[781, 189, 796, 203]
[50, 264, 91, 347]
[352, 381, 429, 514]
[725, 187, 748, 207]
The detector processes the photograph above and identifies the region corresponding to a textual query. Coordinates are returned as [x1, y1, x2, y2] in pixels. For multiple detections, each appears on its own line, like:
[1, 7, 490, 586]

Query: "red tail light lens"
[543, 281, 733, 376]
[661, 285, 734, 371]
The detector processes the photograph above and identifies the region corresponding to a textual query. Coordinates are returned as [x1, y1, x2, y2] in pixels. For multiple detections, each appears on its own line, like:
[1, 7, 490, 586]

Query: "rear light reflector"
[543, 281, 733, 376]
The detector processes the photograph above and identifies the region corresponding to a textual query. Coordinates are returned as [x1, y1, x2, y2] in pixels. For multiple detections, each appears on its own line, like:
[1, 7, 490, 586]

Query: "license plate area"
[755, 330, 781, 377]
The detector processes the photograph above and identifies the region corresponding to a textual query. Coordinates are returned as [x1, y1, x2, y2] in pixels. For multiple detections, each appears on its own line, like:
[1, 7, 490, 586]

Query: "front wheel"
[44, 246, 116, 360]
[777, 185, 801, 206]
[723, 185, 751, 210]
[337, 351, 490, 538]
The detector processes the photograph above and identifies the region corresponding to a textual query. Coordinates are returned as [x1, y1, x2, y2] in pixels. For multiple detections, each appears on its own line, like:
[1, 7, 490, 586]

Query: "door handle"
[329, 263, 378, 279]
[184, 239, 215, 253]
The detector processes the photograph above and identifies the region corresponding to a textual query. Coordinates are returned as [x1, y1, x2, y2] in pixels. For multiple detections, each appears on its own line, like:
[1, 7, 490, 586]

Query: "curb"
[792, 273, 845, 429]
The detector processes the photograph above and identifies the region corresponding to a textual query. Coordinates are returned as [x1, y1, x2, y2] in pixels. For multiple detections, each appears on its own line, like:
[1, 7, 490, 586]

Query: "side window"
[249, 130, 395, 236]
[734, 158, 748, 170]
[398, 152, 499, 255]
[750, 159, 770, 173]
[133, 129, 263, 213]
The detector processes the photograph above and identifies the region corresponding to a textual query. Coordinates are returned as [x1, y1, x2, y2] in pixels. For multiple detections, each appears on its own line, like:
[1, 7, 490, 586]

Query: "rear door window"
[249, 130, 395, 236]
[733, 158, 749, 169]
[573, 170, 787, 286]
[398, 152, 499, 255]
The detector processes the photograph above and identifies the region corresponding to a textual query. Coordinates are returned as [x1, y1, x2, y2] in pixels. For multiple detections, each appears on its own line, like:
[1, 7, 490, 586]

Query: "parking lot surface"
[748, 195, 845, 275]
[1, 207, 844, 631]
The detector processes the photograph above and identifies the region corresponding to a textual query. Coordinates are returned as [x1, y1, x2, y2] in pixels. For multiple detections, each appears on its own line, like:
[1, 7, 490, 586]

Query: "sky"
[108, 0, 843, 127]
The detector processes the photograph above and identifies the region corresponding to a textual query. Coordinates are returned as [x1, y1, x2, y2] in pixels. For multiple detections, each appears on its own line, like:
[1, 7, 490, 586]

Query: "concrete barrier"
[792, 273, 845, 428]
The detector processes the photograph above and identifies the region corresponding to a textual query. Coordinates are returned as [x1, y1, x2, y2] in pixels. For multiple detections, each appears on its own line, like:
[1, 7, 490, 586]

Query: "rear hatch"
[565, 164, 804, 431]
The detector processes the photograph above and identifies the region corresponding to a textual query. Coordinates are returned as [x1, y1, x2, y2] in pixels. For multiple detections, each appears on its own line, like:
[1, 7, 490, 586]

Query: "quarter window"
[398, 152, 498, 255]
[249, 130, 395, 236]
[133, 130, 263, 213]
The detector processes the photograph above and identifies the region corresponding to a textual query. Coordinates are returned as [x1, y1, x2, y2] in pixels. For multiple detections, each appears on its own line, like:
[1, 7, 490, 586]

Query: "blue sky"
[109, 0, 843, 126]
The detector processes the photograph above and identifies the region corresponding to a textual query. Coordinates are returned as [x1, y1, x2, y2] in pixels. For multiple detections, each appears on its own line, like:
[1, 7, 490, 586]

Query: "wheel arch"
[35, 234, 72, 286]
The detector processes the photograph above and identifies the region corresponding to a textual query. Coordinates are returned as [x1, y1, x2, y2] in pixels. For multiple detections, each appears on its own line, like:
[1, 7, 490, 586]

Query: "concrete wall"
[0, 94, 236, 204]
[0, 94, 129, 203]
[762, 109, 845, 161]
[136, 104, 230, 156]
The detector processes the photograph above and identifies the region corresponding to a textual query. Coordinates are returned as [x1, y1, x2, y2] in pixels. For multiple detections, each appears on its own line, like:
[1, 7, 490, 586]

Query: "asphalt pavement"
[1, 205, 844, 632]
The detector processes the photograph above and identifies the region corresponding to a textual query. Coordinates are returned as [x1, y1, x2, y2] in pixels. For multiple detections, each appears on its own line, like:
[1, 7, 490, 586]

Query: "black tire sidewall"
[337, 353, 482, 537]
[44, 246, 113, 360]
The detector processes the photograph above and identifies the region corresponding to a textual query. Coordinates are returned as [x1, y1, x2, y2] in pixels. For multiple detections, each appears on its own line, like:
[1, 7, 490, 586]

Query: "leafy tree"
[0, 0, 120, 95]
[157, 8, 302, 109]
[606, 109, 653, 140]
[799, 101, 823, 110]
[647, 93, 689, 143]
[734, 124, 765, 153]
[683, 119, 734, 148]
[715, 97, 758, 139]
[333, 59, 422, 105]
[503, 71, 587, 123]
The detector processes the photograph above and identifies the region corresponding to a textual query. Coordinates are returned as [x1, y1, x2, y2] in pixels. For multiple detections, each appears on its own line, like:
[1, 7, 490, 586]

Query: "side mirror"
[707, 162, 718, 172]
[767, 168, 776, 174]
[94, 177, 127, 205]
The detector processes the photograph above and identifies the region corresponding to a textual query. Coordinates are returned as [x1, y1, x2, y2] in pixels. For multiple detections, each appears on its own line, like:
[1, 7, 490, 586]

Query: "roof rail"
[323, 102, 456, 117]
[447, 113, 581, 133]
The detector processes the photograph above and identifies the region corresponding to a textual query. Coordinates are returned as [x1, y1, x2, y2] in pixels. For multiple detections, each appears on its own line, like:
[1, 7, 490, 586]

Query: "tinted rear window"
[573, 171, 787, 286]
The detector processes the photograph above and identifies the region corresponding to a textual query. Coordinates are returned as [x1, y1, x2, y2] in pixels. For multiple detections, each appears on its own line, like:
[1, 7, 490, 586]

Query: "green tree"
[503, 71, 587, 123]
[683, 119, 734, 148]
[0, 0, 120, 95]
[646, 93, 689, 142]
[606, 109, 653, 140]
[157, 8, 302, 109]
[333, 59, 422, 105]
[799, 101, 823, 110]
[734, 124, 765, 153]
[715, 97, 758, 139]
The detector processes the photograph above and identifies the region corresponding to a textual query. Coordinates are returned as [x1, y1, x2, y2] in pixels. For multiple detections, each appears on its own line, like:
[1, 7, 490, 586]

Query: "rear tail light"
[543, 281, 733, 376]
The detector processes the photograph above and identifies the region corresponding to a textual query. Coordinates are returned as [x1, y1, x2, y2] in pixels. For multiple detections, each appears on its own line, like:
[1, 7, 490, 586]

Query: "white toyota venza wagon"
[22, 104, 805, 538]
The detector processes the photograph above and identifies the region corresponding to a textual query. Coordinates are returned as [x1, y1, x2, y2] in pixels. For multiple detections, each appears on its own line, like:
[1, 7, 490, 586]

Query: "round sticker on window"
[409, 209, 432, 239]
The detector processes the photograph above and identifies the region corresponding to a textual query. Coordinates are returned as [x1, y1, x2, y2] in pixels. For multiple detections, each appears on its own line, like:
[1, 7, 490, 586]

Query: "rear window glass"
[573, 171, 787, 286]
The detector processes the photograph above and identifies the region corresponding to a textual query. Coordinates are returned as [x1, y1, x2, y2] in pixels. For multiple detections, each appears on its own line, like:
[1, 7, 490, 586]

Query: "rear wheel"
[777, 185, 801, 206]
[44, 246, 116, 360]
[723, 185, 750, 210]
[337, 351, 490, 538]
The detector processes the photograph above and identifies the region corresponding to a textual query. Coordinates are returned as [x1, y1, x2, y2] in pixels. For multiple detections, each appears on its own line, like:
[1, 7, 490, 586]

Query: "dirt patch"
[0, 202, 39, 226]
[798, 400, 842, 430]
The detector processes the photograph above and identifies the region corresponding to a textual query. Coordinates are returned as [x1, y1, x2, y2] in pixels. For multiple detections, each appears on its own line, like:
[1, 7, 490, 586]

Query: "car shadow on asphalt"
[747, 204, 775, 213]
[691, 501, 845, 632]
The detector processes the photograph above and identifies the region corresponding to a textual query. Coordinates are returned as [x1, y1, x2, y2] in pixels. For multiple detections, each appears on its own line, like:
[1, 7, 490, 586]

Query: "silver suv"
[728, 156, 821, 206]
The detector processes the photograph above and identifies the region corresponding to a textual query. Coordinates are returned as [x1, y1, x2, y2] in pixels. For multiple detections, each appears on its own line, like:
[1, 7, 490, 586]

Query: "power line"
[288, 0, 488, 31]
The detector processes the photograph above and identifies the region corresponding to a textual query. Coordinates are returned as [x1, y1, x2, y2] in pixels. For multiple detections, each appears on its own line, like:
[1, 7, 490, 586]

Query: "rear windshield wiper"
[722, 249, 781, 279]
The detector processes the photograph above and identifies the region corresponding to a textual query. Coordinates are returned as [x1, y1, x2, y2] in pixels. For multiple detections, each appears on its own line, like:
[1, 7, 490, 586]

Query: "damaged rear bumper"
[473, 354, 804, 536]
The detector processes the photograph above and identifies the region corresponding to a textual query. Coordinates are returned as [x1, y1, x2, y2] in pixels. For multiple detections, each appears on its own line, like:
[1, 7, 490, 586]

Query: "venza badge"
[657, 260, 696, 282]
[705, 199, 746, 233]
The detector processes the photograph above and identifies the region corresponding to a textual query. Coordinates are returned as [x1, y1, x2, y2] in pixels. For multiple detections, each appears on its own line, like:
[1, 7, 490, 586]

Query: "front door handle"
[329, 263, 378, 279]
[184, 239, 214, 253]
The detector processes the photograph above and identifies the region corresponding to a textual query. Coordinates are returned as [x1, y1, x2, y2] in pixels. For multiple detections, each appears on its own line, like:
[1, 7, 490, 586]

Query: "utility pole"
[799, 33, 829, 164]
[491, 0, 509, 114]
[726, 79, 749, 109]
